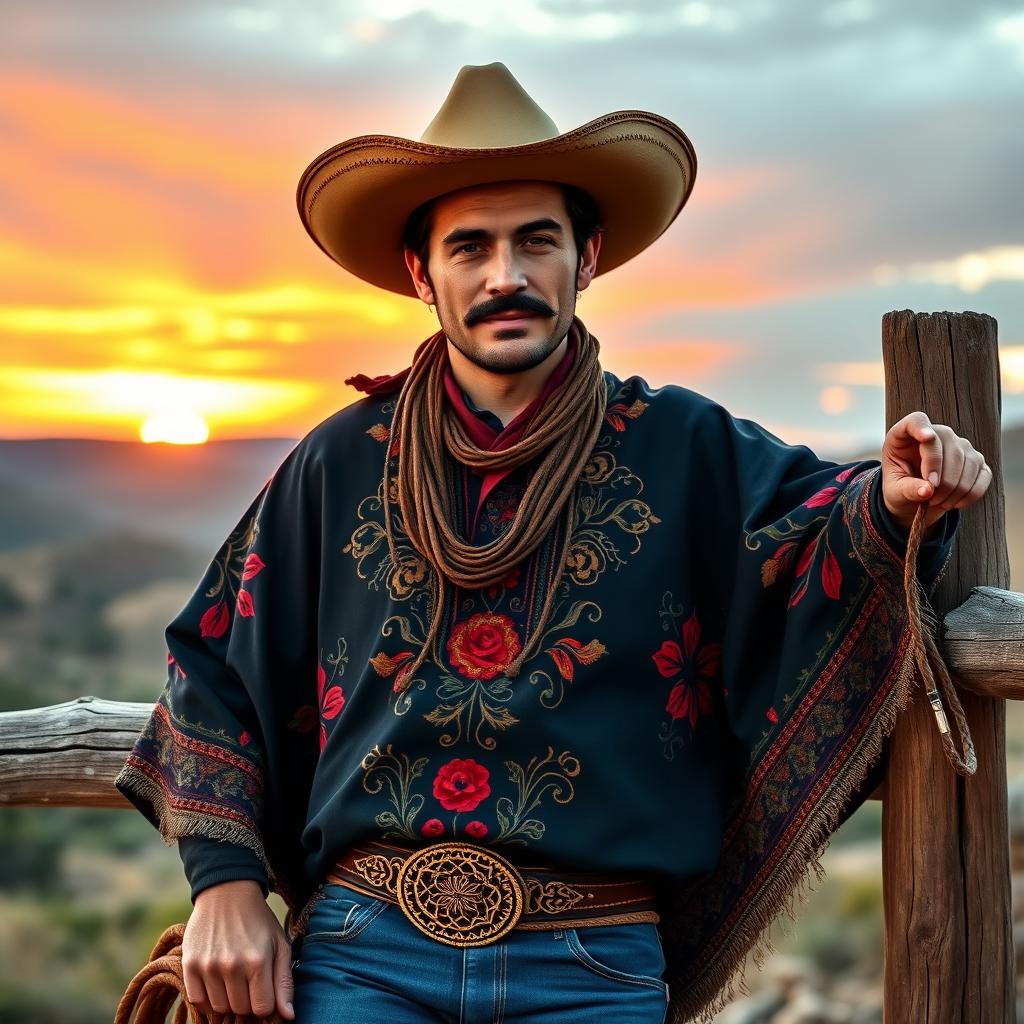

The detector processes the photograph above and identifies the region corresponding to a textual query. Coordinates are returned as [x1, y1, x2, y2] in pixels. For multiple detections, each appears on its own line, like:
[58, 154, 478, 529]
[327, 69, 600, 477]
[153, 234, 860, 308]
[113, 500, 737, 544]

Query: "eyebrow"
[441, 218, 564, 247]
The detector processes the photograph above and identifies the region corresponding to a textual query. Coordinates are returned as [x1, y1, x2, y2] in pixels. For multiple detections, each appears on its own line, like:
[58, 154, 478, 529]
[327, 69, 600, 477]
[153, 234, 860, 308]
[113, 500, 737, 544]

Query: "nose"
[484, 242, 528, 295]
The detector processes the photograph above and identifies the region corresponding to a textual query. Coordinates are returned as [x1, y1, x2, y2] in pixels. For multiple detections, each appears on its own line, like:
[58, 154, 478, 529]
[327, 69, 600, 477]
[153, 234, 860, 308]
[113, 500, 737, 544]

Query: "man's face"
[403, 180, 599, 375]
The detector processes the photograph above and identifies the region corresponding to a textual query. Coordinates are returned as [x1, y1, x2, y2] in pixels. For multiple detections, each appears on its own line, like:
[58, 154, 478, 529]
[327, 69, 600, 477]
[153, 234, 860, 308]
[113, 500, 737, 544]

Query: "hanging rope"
[903, 499, 977, 776]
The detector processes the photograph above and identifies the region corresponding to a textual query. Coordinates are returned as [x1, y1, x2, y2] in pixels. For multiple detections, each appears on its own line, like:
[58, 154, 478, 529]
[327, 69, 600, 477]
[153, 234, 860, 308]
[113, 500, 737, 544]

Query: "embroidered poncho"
[114, 361, 959, 1023]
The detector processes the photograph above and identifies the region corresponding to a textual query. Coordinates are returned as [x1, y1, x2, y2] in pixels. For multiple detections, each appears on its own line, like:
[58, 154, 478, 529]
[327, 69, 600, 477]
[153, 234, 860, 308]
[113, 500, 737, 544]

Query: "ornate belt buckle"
[395, 841, 526, 947]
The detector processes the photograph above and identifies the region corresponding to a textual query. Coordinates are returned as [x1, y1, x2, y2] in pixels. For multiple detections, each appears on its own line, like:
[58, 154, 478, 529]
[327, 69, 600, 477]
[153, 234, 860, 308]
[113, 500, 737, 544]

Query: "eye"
[526, 236, 553, 246]
[454, 242, 481, 254]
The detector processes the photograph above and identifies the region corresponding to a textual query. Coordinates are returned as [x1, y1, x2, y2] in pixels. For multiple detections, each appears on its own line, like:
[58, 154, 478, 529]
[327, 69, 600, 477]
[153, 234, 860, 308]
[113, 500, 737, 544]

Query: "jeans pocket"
[300, 882, 392, 946]
[564, 922, 669, 996]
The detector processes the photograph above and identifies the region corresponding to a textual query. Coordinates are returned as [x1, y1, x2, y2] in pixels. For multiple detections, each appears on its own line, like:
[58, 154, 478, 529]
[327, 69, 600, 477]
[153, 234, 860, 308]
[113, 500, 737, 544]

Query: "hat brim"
[296, 110, 697, 297]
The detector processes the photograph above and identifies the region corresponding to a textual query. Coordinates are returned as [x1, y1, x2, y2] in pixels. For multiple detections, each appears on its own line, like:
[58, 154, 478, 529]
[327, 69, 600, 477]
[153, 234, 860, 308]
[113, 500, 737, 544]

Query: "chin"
[448, 323, 562, 375]
[468, 344, 552, 376]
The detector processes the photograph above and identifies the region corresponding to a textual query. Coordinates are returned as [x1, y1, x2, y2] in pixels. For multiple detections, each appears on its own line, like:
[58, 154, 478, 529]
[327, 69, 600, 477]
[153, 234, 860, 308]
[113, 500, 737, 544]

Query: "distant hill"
[0, 437, 298, 552]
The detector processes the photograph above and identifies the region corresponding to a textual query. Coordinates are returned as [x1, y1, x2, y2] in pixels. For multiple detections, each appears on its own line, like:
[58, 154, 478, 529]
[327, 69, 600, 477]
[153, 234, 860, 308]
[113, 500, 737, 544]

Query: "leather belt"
[325, 838, 661, 948]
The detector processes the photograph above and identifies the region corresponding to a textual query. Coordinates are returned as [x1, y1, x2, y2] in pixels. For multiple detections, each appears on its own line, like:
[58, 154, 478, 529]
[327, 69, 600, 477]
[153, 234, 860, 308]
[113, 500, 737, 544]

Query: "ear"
[404, 247, 436, 305]
[575, 231, 602, 292]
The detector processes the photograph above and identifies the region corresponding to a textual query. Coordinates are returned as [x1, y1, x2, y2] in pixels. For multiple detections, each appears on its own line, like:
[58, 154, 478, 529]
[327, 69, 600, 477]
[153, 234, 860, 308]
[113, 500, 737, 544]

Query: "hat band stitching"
[298, 109, 694, 191]
[303, 131, 690, 218]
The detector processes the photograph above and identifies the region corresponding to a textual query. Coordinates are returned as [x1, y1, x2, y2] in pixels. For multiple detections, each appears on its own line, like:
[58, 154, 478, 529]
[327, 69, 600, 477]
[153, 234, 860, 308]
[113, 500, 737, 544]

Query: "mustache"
[464, 293, 557, 327]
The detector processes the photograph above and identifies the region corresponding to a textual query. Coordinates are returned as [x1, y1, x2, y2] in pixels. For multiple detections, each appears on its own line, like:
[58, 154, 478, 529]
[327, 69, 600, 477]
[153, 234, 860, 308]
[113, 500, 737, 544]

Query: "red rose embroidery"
[319, 723, 327, 754]
[446, 613, 521, 680]
[421, 818, 445, 837]
[465, 820, 489, 839]
[239, 730, 250, 746]
[433, 758, 491, 812]
[236, 589, 254, 617]
[199, 600, 230, 638]
[767, 706, 779, 724]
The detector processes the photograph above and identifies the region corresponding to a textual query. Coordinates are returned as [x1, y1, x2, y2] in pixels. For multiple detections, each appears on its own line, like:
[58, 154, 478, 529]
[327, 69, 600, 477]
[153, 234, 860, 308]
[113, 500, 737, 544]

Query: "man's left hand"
[881, 411, 992, 536]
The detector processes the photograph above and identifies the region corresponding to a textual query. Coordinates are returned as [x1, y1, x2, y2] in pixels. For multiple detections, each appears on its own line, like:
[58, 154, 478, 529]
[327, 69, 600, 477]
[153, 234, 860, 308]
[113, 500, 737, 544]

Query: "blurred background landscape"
[2, 0, 1022, 1020]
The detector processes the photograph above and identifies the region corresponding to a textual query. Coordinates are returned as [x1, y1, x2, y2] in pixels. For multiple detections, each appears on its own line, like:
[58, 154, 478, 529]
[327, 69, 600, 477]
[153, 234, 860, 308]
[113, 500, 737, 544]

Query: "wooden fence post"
[880, 310, 1013, 1020]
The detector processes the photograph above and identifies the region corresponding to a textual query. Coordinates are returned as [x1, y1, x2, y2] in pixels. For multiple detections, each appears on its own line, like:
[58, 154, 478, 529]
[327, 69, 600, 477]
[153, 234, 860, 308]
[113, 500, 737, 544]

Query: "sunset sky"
[2, 0, 1022, 458]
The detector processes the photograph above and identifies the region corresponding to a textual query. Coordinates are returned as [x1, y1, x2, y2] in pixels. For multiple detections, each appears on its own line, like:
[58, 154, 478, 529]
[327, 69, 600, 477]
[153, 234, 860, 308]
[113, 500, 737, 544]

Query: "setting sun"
[140, 408, 210, 444]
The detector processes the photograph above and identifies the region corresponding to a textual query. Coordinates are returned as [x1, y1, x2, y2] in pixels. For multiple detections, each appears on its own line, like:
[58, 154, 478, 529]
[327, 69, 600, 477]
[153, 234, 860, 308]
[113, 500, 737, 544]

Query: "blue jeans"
[292, 881, 670, 1022]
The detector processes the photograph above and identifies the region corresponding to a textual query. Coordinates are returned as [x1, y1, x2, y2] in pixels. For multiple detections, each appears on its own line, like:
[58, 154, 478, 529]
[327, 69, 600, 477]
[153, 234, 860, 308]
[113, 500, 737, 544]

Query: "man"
[115, 63, 989, 1023]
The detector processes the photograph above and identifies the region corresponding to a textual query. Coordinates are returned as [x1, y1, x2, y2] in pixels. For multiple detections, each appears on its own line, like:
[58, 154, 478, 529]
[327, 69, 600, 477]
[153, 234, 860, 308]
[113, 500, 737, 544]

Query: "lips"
[482, 311, 537, 322]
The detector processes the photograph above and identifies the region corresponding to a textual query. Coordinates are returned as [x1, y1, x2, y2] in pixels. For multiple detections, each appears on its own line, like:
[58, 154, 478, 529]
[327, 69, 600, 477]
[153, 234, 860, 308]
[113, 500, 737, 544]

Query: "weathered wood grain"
[880, 309, 1013, 1022]
[944, 586, 1024, 698]
[0, 696, 150, 807]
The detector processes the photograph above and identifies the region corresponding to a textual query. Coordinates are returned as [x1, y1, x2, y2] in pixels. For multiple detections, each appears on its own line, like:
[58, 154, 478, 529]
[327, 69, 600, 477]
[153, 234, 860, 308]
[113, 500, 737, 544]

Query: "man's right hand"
[182, 878, 296, 1021]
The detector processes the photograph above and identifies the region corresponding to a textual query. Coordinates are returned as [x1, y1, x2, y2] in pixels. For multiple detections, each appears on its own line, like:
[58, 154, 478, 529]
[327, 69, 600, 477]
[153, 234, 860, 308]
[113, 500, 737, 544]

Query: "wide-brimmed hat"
[296, 62, 697, 297]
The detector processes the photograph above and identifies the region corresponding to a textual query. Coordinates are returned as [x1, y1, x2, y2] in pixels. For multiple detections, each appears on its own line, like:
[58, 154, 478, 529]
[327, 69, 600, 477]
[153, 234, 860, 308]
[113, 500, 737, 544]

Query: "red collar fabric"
[441, 330, 578, 453]
[345, 329, 580, 540]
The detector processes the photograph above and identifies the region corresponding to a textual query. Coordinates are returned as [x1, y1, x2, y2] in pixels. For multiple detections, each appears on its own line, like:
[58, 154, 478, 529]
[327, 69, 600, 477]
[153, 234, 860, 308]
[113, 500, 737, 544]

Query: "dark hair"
[401, 182, 603, 282]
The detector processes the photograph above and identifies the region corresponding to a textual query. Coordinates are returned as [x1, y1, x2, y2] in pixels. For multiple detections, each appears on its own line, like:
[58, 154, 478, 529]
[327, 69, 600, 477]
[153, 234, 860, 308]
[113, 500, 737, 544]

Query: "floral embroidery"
[749, 467, 852, 606]
[604, 397, 648, 432]
[343, 477, 424, 601]
[199, 601, 230, 638]
[432, 757, 491, 811]
[478, 487, 524, 540]
[446, 613, 521, 679]
[347, 386, 651, 748]
[362, 744, 430, 841]
[421, 673, 519, 750]
[286, 638, 349, 752]
[367, 422, 399, 457]
[198, 506, 261, 637]
[546, 637, 607, 682]
[317, 638, 349, 754]
[653, 591, 722, 760]
[493, 747, 581, 846]
[370, 650, 417, 692]
[360, 743, 579, 848]
[241, 552, 266, 579]
[525, 600, 606, 710]
[566, 446, 661, 587]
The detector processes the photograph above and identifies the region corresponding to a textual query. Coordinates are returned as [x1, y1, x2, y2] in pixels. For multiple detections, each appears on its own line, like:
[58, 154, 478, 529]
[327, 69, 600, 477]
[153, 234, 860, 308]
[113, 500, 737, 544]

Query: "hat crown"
[419, 62, 560, 149]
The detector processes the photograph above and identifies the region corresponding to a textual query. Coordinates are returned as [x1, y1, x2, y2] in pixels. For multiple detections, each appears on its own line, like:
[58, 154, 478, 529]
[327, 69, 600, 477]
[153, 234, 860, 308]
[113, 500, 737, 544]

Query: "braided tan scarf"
[383, 316, 607, 682]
